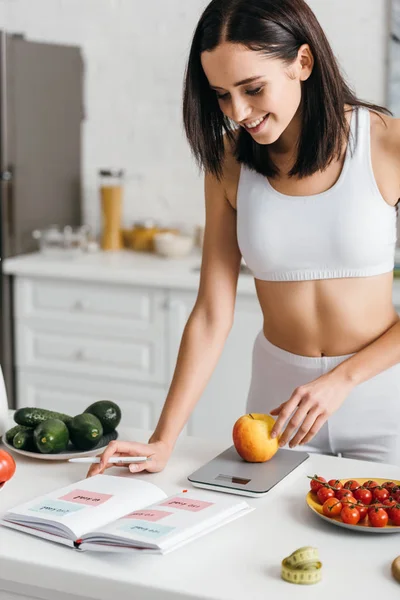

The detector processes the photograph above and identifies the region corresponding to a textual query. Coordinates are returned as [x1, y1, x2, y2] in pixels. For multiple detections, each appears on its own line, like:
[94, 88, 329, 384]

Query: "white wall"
[0, 0, 390, 234]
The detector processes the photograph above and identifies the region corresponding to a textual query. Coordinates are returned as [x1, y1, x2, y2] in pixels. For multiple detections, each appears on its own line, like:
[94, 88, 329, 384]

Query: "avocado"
[84, 400, 121, 433]
[33, 419, 70, 454]
[68, 413, 103, 450]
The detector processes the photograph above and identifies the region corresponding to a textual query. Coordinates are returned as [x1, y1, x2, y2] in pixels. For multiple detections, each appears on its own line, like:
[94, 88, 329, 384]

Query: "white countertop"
[2, 251, 257, 295]
[1, 424, 400, 600]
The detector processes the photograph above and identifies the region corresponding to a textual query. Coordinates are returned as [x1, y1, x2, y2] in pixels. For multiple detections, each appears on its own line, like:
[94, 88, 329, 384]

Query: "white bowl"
[153, 232, 194, 258]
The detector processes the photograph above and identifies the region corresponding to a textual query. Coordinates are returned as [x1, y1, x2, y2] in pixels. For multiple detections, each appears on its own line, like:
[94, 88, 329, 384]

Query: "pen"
[68, 456, 151, 464]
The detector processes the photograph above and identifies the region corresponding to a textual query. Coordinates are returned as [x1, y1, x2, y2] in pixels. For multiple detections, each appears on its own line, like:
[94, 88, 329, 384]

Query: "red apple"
[232, 413, 279, 462]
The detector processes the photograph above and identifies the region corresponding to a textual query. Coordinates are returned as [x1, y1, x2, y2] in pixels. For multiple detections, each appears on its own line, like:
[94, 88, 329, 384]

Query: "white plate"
[2, 432, 118, 461]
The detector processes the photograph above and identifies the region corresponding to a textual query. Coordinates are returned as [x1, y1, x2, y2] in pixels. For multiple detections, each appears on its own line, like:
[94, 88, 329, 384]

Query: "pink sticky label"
[59, 489, 113, 506]
[126, 509, 172, 522]
[160, 497, 213, 512]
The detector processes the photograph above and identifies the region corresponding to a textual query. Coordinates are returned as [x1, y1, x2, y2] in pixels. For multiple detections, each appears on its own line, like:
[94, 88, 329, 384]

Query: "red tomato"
[328, 479, 343, 491]
[382, 481, 397, 492]
[391, 486, 400, 496]
[353, 487, 372, 505]
[373, 487, 389, 502]
[383, 498, 397, 510]
[368, 507, 388, 528]
[341, 495, 357, 507]
[322, 497, 342, 517]
[364, 480, 379, 490]
[336, 489, 354, 501]
[389, 506, 400, 526]
[341, 505, 360, 525]
[355, 502, 368, 520]
[317, 486, 335, 504]
[393, 491, 400, 503]
[310, 476, 327, 493]
[0, 450, 16, 485]
[343, 480, 360, 492]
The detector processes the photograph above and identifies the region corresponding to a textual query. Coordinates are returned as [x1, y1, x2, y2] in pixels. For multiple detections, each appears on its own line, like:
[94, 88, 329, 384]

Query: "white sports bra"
[236, 107, 397, 282]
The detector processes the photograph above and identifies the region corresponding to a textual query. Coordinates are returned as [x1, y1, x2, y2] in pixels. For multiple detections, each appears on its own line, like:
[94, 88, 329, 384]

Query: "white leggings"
[246, 331, 400, 465]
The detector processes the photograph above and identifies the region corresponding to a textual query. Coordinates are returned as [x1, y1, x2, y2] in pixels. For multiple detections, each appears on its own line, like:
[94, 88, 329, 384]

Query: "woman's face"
[201, 42, 312, 146]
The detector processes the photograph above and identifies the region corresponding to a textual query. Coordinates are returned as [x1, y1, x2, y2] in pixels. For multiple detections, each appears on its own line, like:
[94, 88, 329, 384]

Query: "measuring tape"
[281, 547, 322, 585]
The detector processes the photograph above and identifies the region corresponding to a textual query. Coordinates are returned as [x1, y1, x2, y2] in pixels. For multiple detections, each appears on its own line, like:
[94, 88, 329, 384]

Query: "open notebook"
[0, 474, 254, 554]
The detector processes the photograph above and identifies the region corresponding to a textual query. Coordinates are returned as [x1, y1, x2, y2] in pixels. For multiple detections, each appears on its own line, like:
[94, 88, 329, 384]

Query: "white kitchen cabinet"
[11, 273, 259, 441]
[17, 369, 166, 430]
[166, 290, 262, 445]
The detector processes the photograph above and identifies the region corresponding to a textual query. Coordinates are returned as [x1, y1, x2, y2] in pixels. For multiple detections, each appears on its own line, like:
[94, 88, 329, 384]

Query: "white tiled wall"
[0, 0, 391, 233]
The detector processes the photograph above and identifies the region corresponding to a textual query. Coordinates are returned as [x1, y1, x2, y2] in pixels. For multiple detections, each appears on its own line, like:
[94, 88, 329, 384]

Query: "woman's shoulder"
[369, 109, 400, 158]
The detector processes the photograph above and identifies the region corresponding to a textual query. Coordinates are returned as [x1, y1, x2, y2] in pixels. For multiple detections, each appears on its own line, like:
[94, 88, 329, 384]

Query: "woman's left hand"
[269, 371, 354, 448]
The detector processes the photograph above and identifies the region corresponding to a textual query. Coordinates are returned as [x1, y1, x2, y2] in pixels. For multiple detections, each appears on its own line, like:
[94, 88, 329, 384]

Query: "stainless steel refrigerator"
[0, 31, 83, 406]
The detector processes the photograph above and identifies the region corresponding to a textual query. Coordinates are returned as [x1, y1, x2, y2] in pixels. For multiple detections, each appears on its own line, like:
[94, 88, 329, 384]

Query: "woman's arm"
[149, 169, 242, 448]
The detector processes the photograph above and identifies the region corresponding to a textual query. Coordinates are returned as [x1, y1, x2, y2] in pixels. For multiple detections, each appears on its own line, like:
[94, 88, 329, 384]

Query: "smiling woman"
[89, 0, 400, 477]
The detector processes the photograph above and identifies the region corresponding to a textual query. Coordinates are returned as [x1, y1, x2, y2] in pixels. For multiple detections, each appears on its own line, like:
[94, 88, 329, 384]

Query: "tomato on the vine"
[328, 479, 343, 491]
[373, 487, 389, 503]
[353, 487, 372, 505]
[355, 502, 368, 521]
[341, 495, 357, 507]
[389, 505, 400, 526]
[310, 476, 327, 493]
[364, 480, 379, 490]
[382, 481, 397, 492]
[383, 498, 397, 510]
[343, 480, 360, 492]
[341, 505, 360, 525]
[322, 497, 342, 517]
[336, 489, 354, 501]
[317, 486, 335, 504]
[368, 507, 388, 528]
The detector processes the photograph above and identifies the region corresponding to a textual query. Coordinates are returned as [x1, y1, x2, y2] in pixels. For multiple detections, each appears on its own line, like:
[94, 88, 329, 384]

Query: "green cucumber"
[33, 419, 70, 454]
[68, 413, 103, 450]
[14, 407, 72, 428]
[13, 428, 35, 451]
[84, 400, 121, 434]
[5, 425, 33, 445]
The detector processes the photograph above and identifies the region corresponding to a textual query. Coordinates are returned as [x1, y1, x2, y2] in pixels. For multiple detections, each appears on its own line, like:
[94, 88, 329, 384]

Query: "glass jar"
[99, 169, 124, 251]
[130, 219, 161, 252]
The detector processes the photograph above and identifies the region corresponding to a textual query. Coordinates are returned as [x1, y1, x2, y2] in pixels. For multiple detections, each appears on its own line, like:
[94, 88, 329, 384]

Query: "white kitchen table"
[1, 426, 400, 600]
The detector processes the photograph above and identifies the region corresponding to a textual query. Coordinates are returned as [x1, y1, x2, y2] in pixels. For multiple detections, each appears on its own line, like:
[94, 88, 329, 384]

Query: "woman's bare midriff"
[254, 273, 399, 357]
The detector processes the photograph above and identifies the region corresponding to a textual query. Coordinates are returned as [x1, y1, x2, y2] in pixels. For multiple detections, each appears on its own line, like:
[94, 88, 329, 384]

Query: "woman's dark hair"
[183, 0, 391, 179]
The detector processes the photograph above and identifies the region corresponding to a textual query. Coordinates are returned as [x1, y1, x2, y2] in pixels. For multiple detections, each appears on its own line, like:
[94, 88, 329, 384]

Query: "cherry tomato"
[0, 450, 16, 485]
[322, 497, 342, 517]
[355, 502, 368, 521]
[391, 486, 400, 496]
[382, 481, 397, 492]
[393, 491, 400, 503]
[317, 486, 335, 504]
[341, 505, 360, 525]
[336, 489, 354, 501]
[328, 479, 343, 491]
[373, 486, 389, 502]
[341, 495, 357, 507]
[353, 487, 372, 505]
[310, 475, 327, 493]
[343, 480, 360, 492]
[368, 507, 388, 528]
[364, 480, 379, 490]
[383, 498, 397, 510]
[389, 506, 400, 526]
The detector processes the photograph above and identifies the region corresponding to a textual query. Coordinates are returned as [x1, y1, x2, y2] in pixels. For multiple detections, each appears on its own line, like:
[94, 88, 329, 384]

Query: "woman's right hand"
[86, 439, 173, 478]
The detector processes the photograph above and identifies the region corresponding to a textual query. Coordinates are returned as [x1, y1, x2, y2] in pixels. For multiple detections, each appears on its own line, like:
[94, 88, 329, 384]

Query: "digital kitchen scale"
[187, 445, 309, 497]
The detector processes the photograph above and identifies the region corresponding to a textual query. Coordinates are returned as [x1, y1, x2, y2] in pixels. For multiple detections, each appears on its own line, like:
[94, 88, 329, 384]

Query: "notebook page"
[3, 474, 167, 540]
